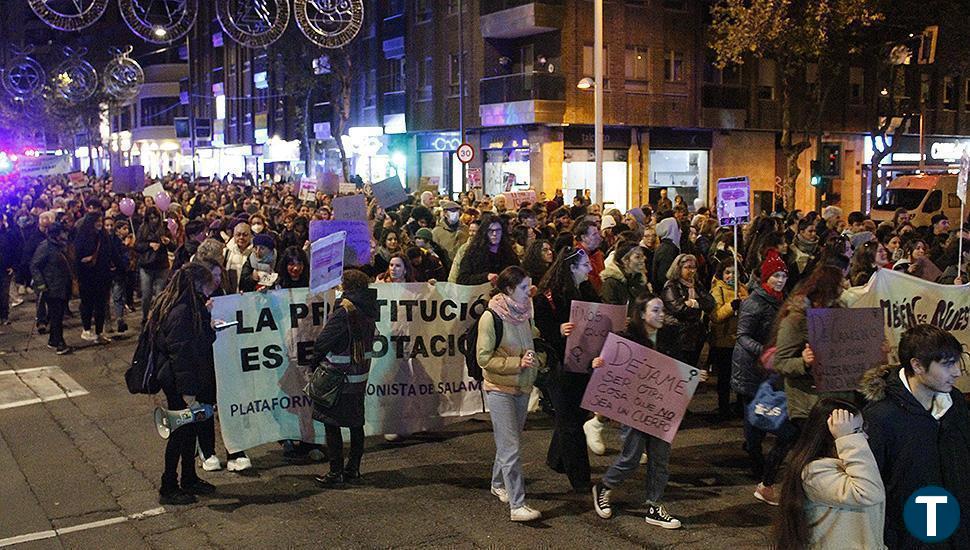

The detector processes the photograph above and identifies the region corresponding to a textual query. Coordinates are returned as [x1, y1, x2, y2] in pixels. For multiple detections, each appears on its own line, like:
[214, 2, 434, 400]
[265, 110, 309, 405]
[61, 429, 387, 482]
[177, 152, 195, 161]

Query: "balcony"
[479, 72, 565, 127]
[480, 1, 563, 39]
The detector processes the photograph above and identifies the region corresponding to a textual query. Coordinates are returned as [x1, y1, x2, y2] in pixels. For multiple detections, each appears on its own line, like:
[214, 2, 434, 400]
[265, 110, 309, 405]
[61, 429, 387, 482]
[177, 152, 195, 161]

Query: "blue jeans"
[487, 390, 530, 509]
[602, 424, 671, 503]
[110, 280, 126, 321]
[140, 268, 168, 322]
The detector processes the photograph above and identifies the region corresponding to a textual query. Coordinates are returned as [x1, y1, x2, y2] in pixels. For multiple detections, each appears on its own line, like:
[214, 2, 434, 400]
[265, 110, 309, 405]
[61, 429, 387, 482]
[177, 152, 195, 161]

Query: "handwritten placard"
[506, 190, 537, 208]
[298, 180, 317, 202]
[309, 220, 371, 267]
[143, 182, 164, 199]
[310, 231, 345, 293]
[581, 333, 701, 443]
[371, 175, 409, 209]
[332, 194, 367, 221]
[563, 301, 628, 373]
[807, 307, 886, 392]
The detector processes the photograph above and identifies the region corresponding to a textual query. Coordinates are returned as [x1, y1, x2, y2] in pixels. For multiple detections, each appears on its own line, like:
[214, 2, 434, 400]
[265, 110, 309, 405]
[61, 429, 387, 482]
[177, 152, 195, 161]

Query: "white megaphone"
[154, 403, 215, 439]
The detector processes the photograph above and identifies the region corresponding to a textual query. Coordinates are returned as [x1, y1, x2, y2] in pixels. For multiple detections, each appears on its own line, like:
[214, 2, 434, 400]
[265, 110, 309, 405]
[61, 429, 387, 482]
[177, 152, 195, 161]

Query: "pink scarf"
[488, 293, 533, 326]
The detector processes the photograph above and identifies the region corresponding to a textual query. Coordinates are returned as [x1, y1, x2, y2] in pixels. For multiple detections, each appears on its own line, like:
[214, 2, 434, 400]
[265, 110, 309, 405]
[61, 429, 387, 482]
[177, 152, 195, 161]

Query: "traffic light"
[811, 160, 823, 187]
[820, 143, 842, 177]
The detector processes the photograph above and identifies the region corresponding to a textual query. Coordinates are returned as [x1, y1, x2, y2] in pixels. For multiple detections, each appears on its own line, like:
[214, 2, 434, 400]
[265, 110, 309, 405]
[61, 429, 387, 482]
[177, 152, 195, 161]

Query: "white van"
[871, 174, 963, 227]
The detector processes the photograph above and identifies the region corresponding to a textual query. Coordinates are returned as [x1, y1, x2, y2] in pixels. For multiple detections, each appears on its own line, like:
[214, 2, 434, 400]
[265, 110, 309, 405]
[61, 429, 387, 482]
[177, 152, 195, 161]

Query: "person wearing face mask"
[30, 222, 74, 354]
[149, 263, 219, 505]
[432, 200, 468, 262]
[534, 246, 601, 493]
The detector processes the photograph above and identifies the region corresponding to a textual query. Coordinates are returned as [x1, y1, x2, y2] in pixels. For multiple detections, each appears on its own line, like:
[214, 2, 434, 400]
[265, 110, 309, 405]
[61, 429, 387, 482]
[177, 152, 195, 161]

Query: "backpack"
[124, 328, 161, 394]
[462, 309, 502, 382]
[746, 375, 788, 433]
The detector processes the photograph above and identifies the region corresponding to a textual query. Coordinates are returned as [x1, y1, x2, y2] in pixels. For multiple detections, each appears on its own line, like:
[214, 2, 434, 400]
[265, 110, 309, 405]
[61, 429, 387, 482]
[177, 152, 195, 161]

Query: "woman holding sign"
[591, 293, 684, 529]
[477, 266, 545, 522]
[659, 254, 715, 367]
[534, 246, 600, 493]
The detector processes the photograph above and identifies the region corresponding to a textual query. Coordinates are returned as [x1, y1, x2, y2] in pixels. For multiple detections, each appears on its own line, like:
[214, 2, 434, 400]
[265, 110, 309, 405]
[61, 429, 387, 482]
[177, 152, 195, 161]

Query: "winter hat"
[253, 233, 275, 251]
[849, 231, 876, 251]
[415, 228, 434, 243]
[439, 200, 460, 211]
[627, 207, 646, 226]
[760, 248, 788, 281]
[600, 215, 617, 231]
[656, 217, 682, 248]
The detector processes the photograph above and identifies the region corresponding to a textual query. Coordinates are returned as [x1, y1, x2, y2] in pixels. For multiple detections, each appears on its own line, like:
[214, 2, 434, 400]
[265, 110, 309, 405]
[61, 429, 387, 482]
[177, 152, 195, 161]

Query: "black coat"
[74, 230, 120, 287]
[730, 287, 781, 396]
[30, 238, 73, 300]
[533, 281, 600, 370]
[862, 366, 970, 550]
[310, 289, 378, 427]
[456, 248, 519, 285]
[155, 291, 217, 403]
[659, 279, 715, 364]
[0, 224, 20, 272]
[651, 239, 679, 293]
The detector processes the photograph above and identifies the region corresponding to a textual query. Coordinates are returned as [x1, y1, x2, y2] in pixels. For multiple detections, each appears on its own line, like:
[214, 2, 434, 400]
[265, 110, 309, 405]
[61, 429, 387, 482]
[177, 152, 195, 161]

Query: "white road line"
[0, 390, 90, 410]
[0, 367, 58, 376]
[0, 507, 166, 547]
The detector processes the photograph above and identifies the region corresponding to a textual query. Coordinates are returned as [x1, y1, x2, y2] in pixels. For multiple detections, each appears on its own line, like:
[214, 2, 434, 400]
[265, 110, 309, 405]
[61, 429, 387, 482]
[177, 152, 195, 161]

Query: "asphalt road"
[0, 293, 775, 549]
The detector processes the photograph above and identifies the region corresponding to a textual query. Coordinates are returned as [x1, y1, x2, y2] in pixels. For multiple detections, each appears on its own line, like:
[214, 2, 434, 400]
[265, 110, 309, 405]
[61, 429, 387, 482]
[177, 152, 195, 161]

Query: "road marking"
[0, 507, 165, 547]
[0, 366, 88, 410]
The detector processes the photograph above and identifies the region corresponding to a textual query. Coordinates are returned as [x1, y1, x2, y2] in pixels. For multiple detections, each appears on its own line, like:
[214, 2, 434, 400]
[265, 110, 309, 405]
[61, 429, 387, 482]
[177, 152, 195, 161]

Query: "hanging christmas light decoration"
[2, 45, 46, 100]
[27, 0, 110, 31]
[103, 46, 144, 103]
[294, 0, 363, 49]
[217, 0, 290, 49]
[50, 47, 99, 104]
[118, 0, 198, 44]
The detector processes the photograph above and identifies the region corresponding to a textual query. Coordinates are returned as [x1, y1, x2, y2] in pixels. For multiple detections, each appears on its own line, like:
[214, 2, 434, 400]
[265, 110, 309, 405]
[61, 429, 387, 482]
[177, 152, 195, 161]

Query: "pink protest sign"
[506, 190, 536, 208]
[807, 307, 886, 392]
[332, 193, 367, 221]
[581, 333, 702, 443]
[563, 301, 628, 373]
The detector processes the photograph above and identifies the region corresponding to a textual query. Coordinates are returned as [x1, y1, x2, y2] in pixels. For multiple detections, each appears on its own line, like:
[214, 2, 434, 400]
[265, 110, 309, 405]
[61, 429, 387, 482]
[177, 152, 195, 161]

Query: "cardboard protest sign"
[581, 333, 701, 443]
[807, 308, 886, 392]
[332, 193, 367, 221]
[371, 175, 409, 209]
[298, 180, 317, 202]
[563, 301, 628, 373]
[309, 231, 345, 293]
[506, 190, 537, 208]
[143, 182, 164, 199]
[317, 171, 340, 195]
[210, 283, 491, 451]
[112, 165, 145, 194]
[716, 176, 751, 226]
[68, 171, 86, 185]
[309, 219, 371, 266]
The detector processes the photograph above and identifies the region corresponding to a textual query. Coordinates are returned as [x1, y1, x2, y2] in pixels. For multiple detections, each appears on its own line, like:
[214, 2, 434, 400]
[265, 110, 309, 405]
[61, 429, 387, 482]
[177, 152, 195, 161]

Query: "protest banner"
[143, 182, 164, 199]
[68, 171, 86, 186]
[563, 301, 628, 373]
[309, 231, 345, 293]
[807, 308, 886, 392]
[843, 268, 970, 392]
[332, 193, 367, 220]
[210, 283, 491, 452]
[372, 175, 409, 209]
[581, 333, 701, 444]
[112, 165, 145, 194]
[506, 190, 536, 208]
[298, 179, 317, 202]
[309, 219, 371, 266]
[17, 155, 72, 177]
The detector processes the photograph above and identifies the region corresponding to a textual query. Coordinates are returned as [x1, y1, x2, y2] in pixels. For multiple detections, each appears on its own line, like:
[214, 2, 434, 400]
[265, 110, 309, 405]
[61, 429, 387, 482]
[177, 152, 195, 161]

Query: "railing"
[480, 72, 565, 104]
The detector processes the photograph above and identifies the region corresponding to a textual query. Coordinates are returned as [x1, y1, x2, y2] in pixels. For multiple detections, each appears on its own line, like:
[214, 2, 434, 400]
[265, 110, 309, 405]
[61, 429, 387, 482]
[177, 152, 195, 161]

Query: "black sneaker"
[344, 469, 361, 482]
[592, 484, 613, 519]
[118, 320, 128, 333]
[37, 325, 48, 334]
[159, 489, 197, 506]
[55, 345, 73, 355]
[644, 501, 682, 529]
[181, 479, 217, 495]
[314, 472, 345, 487]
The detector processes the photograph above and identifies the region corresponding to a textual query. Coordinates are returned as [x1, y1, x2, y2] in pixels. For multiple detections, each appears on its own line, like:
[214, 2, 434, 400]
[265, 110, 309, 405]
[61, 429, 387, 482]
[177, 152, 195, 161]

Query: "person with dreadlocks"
[150, 262, 220, 505]
[310, 269, 378, 487]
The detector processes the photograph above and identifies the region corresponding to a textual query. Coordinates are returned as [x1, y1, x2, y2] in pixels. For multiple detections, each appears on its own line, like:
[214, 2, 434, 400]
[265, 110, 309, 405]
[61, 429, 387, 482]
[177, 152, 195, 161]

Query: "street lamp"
[576, 77, 594, 90]
[593, 0, 603, 206]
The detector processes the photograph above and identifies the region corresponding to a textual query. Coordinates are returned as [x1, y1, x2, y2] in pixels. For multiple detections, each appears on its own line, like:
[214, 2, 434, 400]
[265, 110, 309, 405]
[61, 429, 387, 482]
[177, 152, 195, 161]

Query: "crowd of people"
[1, 169, 968, 545]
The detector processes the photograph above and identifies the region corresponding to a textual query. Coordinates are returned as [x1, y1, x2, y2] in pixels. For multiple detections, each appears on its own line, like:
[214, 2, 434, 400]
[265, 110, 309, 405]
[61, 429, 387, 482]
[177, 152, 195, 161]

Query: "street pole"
[457, 0, 466, 199]
[593, 0, 603, 205]
[918, 103, 925, 173]
[187, 32, 197, 180]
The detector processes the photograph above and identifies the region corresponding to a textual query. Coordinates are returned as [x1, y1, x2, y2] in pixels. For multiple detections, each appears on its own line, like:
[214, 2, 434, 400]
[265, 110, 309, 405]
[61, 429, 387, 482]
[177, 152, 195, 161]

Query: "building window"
[415, 0, 431, 23]
[920, 73, 935, 107]
[704, 51, 741, 86]
[385, 58, 405, 93]
[624, 47, 648, 92]
[140, 97, 183, 127]
[758, 59, 776, 100]
[849, 67, 864, 104]
[449, 52, 468, 96]
[418, 56, 433, 100]
[943, 76, 956, 110]
[582, 45, 609, 89]
[664, 50, 684, 82]
[365, 70, 377, 108]
[386, 0, 404, 17]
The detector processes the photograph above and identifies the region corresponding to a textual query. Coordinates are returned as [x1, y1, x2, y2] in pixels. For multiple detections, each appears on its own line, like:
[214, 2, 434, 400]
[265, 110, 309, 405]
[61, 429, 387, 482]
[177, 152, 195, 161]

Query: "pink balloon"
[167, 218, 178, 236]
[155, 191, 171, 212]
[119, 197, 135, 217]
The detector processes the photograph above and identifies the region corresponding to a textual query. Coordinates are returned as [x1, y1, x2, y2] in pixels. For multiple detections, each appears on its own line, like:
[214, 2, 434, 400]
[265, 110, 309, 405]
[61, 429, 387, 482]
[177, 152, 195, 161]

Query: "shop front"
[481, 128, 531, 197]
[562, 126, 631, 212]
[417, 132, 462, 196]
[864, 134, 967, 206]
[647, 128, 712, 209]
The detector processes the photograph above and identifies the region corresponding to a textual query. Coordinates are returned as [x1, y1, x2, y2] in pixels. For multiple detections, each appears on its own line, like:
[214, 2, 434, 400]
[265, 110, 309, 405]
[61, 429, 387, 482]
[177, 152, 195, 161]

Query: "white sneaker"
[583, 417, 606, 455]
[490, 486, 509, 503]
[510, 505, 541, 522]
[227, 457, 252, 472]
[202, 455, 222, 471]
[527, 387, 541, 413]
[384, 434, 402, 442]
[80, 329, 96, 341]
[9, 296, 23, 307]
[94, 334, 112, 344]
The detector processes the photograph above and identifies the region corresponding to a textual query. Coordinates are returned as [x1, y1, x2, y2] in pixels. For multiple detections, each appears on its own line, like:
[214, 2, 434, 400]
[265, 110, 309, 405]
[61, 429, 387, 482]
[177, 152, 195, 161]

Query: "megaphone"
[154, 403, 215, 439]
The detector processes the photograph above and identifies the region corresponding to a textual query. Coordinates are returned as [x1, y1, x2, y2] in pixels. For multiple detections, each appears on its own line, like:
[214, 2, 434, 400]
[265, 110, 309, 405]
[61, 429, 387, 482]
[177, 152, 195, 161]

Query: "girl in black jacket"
[74, 213, 121, 343]
[533, 246, 600, 492]
[456, 213, 519, 285]
[147, 263, 219, 505]
[136, 207, 176, 323]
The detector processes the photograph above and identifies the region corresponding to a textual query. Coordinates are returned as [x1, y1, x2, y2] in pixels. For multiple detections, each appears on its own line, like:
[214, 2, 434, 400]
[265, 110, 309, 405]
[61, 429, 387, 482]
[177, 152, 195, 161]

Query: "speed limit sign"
[457, 142, 475, 164]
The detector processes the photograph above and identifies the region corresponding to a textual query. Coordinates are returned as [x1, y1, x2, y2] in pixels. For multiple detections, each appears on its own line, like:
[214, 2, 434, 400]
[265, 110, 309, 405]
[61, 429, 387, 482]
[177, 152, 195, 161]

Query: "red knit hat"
[761, 248, 788, 281]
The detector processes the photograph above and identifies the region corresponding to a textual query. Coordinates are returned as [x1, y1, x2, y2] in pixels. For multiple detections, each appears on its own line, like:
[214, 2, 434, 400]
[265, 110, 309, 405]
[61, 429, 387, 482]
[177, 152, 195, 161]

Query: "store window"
[648, 149, 709, 209]
[484, 149, 530, 197]
[563, 149, 628, 211]
[625, 47, 649, 92]
[664, 51, 684, 82]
